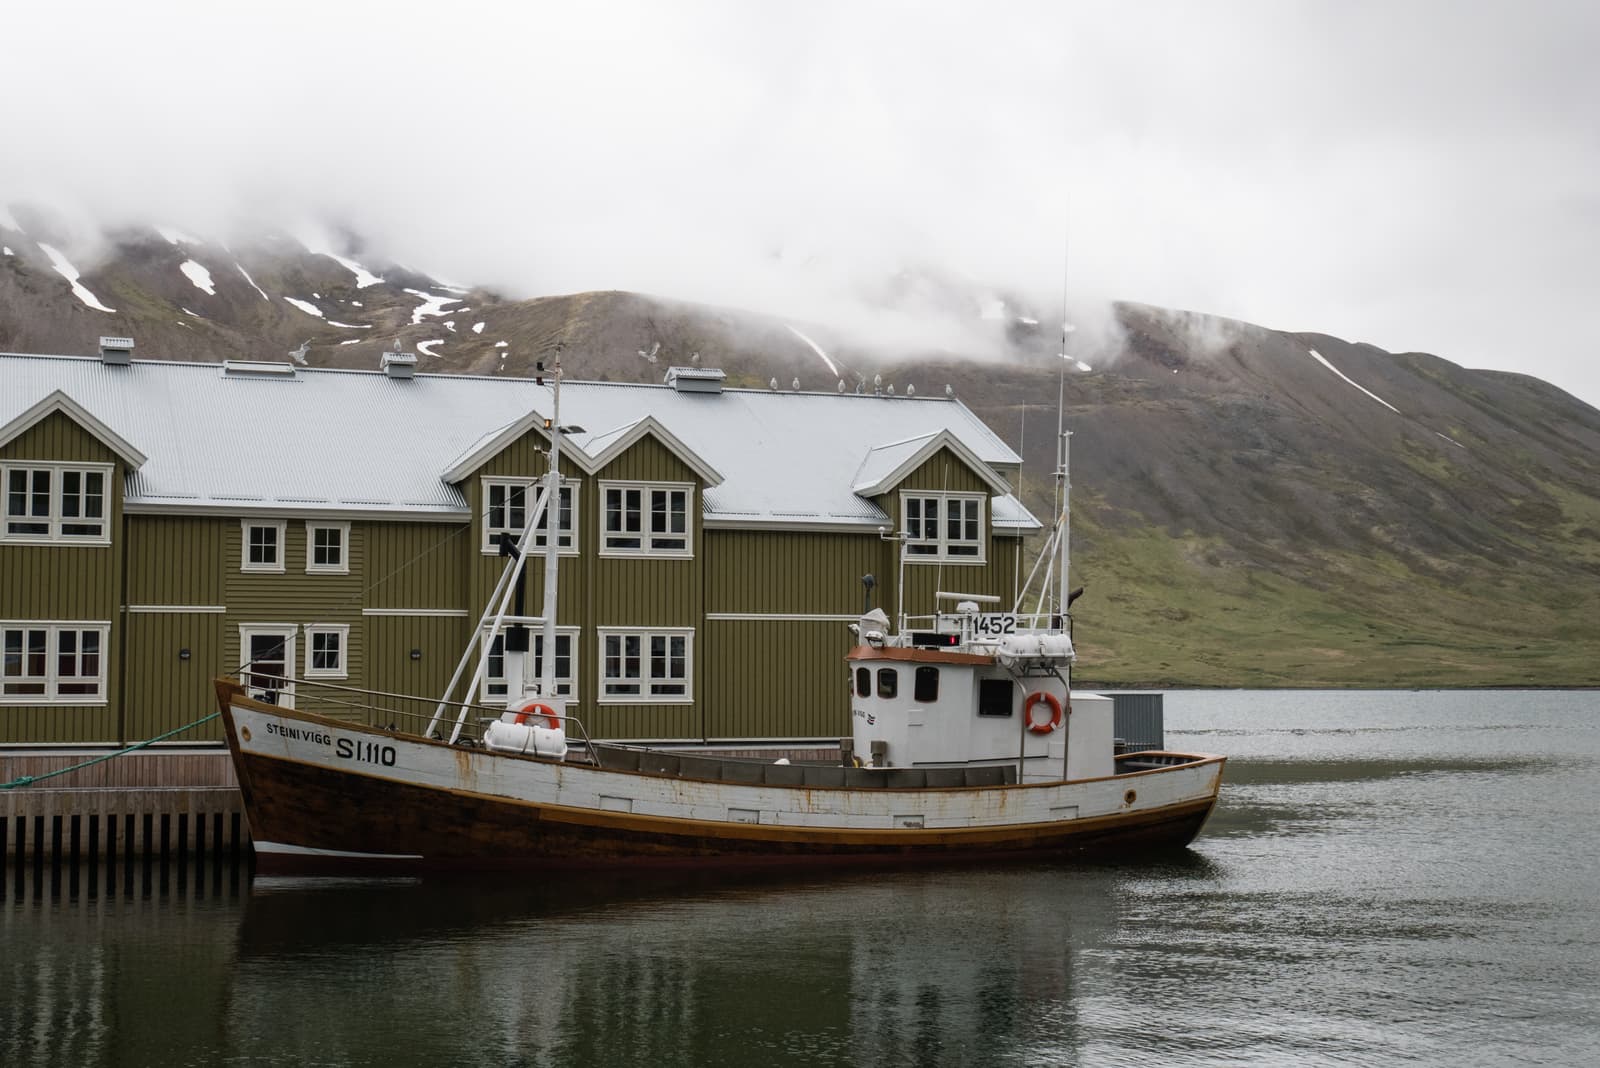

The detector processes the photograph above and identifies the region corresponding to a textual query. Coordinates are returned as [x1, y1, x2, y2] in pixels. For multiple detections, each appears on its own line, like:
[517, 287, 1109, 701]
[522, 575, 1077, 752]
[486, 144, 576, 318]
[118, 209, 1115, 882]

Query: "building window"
[304, 624, 350, 679]
[482, 625, 577, 703]
[902, 492, 985, 563]
[239, 625, 297, 707]
[600, 482, 692, 556]
[2, 463, 112, 544]
[307, 522, 350, 574]
[482, 479, 576, 554]
[241, 520, 287, 573]
[877, 668, 898, 699]
[1, 623, 109, 703]
[599, 628, 692, 702]
[914, 666, 940, 703]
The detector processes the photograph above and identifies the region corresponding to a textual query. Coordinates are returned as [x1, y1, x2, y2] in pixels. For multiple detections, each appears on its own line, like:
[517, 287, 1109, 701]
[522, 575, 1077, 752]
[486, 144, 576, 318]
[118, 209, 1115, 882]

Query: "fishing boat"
[216, 354, 1224, 872]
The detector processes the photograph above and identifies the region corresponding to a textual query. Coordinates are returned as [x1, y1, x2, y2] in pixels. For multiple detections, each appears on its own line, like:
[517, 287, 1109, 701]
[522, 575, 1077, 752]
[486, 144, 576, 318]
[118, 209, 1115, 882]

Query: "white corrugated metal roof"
[0, 352, 1038, 530]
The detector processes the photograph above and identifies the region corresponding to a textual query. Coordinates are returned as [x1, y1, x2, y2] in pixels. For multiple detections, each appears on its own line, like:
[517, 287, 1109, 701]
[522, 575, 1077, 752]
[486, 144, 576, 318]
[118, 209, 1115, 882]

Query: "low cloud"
[2, 1, 1597, 405]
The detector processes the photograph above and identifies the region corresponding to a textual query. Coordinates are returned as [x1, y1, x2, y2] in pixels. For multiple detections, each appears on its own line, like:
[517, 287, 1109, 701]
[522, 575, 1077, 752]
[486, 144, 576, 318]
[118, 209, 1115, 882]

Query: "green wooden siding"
[700, 620, 856, 739]
[122, 611, 226, 742]
[0, 411, 124, 742]
[704, 530, 891, 615]
[362, 615, 471, 732]
[125, 516, 226, 605]
[363, 521, 470, 611]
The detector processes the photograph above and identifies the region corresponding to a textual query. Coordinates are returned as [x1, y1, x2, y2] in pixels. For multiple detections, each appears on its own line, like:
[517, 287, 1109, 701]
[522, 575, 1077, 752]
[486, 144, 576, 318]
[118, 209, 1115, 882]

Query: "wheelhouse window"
[901, 492, 985, 563]
[978, 678, 1014, 718]
[1, 623, 109, 703]
[241, 520, 287, 573]
[914, 666, 940, 703]
[2, 463, 112, 544]
[877, 668, 898, 699]
[482, 478, 577, 554]
[601, 482, 692, 556]
[599, 628, 692, 702]
[306, 522, 350, 574]
[855, 667, 871, 698]
[304, 624, 349, 679]
[481, 625, 577, 703]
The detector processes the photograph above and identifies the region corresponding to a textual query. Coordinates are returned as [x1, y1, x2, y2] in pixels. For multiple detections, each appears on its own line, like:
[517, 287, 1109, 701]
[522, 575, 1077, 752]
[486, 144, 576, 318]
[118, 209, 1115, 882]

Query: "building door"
[239, 625, 297, 708]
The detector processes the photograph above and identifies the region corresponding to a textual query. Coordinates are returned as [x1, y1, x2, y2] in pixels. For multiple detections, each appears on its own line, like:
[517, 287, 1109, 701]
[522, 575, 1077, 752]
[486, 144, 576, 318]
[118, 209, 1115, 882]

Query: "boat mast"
[536, 346, 565, 701]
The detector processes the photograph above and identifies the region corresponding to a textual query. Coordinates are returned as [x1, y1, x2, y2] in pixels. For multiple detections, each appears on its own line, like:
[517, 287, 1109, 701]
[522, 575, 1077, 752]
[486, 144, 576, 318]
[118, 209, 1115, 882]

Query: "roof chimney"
[99, 336, 134, 366]
[381, 348, 418, 379]
[665, 365, 725, 394]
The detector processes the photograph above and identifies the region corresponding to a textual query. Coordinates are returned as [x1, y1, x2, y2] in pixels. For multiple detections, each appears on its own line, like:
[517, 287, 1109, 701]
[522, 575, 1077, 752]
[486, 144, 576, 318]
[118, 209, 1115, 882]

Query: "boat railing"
[227, 671, 600, 759]
[898, 611, 1068, 643]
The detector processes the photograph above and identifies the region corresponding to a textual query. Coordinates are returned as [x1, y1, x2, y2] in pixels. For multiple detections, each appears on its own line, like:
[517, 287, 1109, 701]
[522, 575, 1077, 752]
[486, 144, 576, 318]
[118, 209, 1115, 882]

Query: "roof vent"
[99, 336, 134, 365]
[381, 348, 418, 379]
[664, 365, 725, 394]
[221, 360, 297, 379]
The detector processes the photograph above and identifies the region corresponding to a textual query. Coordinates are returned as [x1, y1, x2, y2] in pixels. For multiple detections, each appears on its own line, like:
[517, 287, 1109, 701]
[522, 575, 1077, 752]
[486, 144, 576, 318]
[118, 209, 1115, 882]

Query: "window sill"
[0, 535, 112, 547]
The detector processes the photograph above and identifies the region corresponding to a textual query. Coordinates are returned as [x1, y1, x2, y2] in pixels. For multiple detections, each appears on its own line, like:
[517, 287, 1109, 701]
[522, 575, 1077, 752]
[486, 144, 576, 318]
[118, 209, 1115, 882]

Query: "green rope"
[0, 711, 221, 790]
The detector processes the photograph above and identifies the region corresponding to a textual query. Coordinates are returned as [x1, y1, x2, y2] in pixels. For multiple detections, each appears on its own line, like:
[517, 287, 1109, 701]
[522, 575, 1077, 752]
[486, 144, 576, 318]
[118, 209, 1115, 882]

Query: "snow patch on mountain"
[321, 252, 384, 288]
[472, 321, 485, 334]
[157, 225, 201, 245]
[235, 263, 270, 302]
[1307, 348, 1400, 414]
[327, 320, 371, 329]
[417, 339, 445, 358]
[38, 244, 115, 313]
[284, 297, 324, 318]
[406, 288, 461, 325]
[786, 325, 839, 376]
[179, 259, 215, 295]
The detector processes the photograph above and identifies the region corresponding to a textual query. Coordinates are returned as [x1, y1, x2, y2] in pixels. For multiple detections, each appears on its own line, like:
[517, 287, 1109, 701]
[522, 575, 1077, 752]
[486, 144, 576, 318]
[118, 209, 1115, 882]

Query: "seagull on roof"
[791, 377, 800, 391]
[690, 351, 701, 366]
[945, 384, 954, 397]
[769, 377, 779, 390]
[637, 341, 660, 364]
[837, 379, 845, 393]
[289, 339, 310, 365]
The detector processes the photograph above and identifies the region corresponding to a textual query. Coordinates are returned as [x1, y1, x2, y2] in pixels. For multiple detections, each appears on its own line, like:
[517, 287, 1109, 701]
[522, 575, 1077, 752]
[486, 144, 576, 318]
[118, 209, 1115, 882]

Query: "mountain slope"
[3, 216, 1596, 686]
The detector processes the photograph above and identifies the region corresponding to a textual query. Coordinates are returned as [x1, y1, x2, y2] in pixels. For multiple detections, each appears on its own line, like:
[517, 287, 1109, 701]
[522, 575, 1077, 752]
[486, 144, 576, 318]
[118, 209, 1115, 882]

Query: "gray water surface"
[4, 690, 1599, 1067]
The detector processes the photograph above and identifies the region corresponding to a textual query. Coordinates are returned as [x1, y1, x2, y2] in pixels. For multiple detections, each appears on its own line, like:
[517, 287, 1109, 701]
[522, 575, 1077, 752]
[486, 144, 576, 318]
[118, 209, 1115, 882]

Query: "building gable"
[0, 391, 146, 468]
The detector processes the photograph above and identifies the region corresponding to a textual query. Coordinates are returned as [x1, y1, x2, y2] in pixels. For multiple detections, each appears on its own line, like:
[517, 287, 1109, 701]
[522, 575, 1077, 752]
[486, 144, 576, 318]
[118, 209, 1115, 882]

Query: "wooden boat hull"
[218, 681, 1225, 873]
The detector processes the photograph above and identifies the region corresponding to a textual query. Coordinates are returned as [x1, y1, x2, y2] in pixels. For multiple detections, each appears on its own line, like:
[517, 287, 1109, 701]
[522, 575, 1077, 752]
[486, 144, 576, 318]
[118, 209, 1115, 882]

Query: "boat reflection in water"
[228, 862, 1191, 1067]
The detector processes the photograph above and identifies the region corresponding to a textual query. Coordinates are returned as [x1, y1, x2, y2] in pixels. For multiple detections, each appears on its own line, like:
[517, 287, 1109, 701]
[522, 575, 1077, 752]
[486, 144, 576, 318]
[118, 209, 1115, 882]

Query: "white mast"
[536, 346, 565, 703]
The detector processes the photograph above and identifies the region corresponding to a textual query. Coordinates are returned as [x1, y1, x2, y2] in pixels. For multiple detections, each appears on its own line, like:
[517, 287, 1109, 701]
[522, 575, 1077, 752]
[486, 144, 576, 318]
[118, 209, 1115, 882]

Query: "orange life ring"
[512, 701, 561, 731]
[1024, 691, 1063, 734]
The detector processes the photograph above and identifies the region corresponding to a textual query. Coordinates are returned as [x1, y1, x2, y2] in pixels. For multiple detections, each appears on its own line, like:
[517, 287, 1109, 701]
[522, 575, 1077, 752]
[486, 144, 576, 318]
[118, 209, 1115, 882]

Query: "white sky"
[3, 0, 1596, 407]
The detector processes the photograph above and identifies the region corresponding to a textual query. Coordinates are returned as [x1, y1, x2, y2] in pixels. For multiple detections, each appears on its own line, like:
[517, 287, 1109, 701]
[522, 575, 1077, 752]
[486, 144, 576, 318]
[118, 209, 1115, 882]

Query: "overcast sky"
[4, 0, 1597, 406]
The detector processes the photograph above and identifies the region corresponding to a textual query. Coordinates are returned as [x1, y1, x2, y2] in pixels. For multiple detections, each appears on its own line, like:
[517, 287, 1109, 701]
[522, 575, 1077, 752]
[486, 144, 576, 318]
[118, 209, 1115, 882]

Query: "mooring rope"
[0, 711, 221, 790]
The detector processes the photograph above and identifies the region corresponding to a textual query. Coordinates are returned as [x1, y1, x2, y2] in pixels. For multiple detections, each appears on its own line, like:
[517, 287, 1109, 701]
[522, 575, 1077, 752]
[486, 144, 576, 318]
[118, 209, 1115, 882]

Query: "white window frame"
[1, 621, 110, 705]
[900, 491, 986, 564]
[240, 519, 288, 573]
[238, 624, 297, 707]
[600, 480, 694, 558]
[598, 627, 693, 704]
[1, 462, 113, 545]
[480, 621, 579, 704]
[304, 624, 350, 679]
[481, 478, 578, 556]
[306, 521, 351, 575]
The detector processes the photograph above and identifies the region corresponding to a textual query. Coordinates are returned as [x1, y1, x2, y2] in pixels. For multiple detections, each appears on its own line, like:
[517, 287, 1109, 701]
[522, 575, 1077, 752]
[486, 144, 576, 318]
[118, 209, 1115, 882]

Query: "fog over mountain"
[2, 1, 1597, 407]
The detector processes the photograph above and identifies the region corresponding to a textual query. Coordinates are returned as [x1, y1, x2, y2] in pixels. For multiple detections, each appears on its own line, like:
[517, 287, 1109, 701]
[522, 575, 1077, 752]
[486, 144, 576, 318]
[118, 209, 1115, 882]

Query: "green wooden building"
[1, 343, 1038, 746]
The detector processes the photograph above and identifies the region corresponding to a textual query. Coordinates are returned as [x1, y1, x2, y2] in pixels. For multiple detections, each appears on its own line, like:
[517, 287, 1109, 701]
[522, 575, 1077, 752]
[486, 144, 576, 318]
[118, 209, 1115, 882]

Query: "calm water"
[4, 690, 1599, 1067]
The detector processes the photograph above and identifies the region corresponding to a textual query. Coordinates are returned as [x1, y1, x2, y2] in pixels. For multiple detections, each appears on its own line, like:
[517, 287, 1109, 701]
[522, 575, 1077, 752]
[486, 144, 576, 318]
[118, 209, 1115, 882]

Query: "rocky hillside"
[4, 211, 1597, 687]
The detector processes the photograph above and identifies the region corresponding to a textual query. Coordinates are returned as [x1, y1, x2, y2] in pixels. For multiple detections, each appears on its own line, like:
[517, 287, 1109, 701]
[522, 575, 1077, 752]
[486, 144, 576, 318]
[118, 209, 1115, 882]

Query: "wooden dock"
[2, 749, 250, 868]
